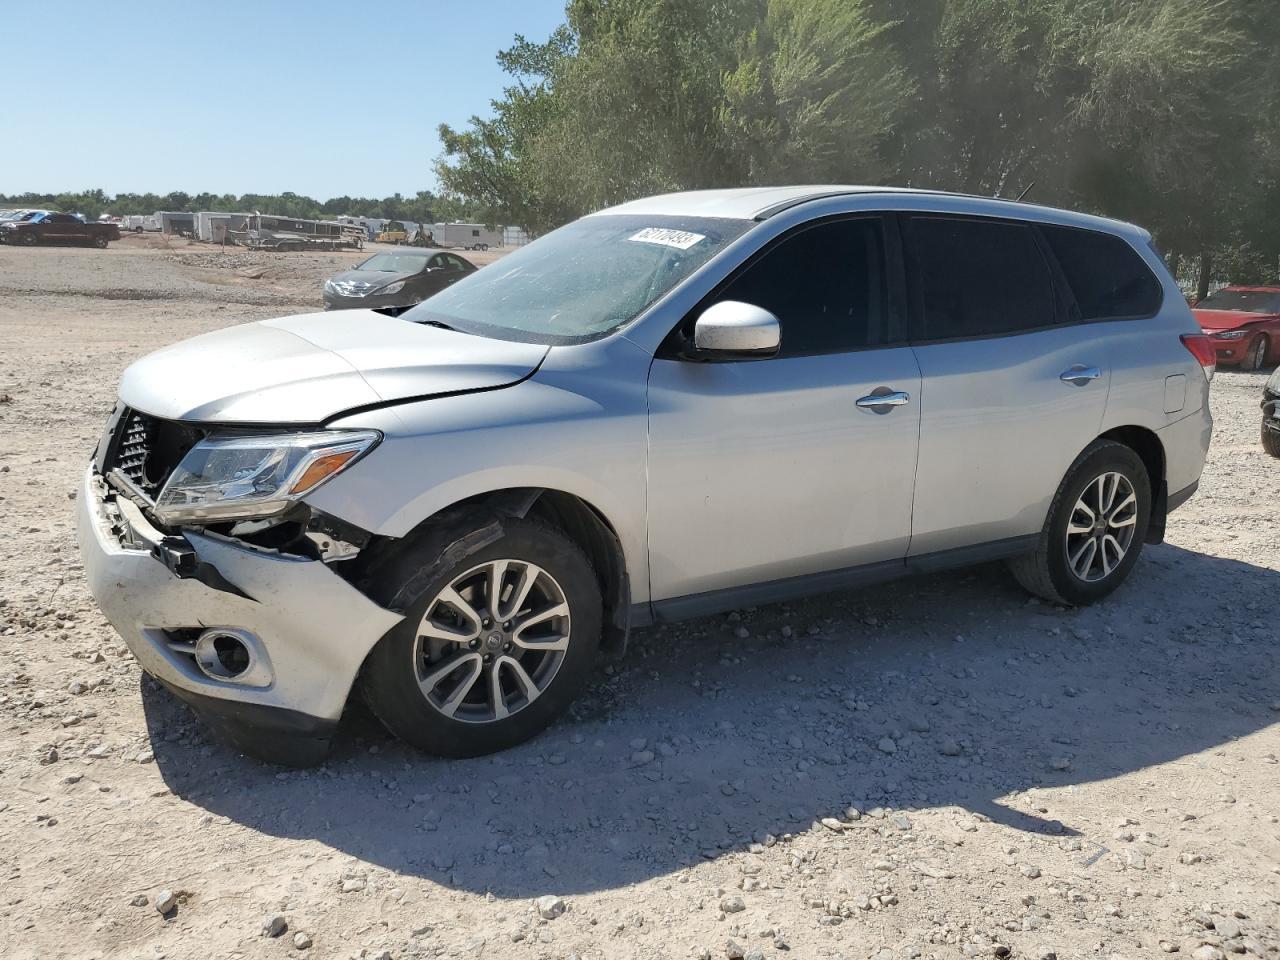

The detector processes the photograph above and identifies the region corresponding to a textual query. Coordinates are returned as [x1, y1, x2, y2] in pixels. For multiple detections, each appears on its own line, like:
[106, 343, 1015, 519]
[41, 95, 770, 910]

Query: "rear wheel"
[92, 234, 108, 249]
[1009, 440, 1151, 605]
[1241, 334, 1269, 372]
[361, 517, 602, 757]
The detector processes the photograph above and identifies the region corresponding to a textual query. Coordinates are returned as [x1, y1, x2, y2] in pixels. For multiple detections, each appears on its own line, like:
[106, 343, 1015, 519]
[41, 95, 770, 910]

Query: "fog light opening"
[194, 628, 258, 682]
[213, 634, 251, 675]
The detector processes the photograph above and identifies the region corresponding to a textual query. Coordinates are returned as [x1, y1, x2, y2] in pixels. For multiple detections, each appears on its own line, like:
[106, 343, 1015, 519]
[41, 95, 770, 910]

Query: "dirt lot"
[0, 238, 1276, 960]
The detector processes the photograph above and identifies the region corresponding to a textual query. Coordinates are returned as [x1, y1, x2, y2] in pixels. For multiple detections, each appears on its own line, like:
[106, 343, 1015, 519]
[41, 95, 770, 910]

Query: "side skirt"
[648, 535, 1039, 624]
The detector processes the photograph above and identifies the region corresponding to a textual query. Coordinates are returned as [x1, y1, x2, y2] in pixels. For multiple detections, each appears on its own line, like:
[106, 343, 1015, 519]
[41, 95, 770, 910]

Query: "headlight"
[323, 279, 336, 292]
[153, 430, 379, 525]
[1211, 330, 1247, 340]
[378, 281, 405, 295]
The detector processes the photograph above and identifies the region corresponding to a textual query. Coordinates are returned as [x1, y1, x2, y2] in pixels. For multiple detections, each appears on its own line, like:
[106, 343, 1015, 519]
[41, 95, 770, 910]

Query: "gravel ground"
[0, 240, 1276, 960]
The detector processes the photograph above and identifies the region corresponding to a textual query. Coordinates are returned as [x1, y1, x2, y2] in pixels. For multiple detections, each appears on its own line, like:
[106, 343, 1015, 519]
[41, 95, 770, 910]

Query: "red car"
[1191, 286, 1280, 370]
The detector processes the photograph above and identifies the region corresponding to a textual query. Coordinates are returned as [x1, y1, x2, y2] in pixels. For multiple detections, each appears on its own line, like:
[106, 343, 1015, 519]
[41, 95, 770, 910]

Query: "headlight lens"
[154, 430, 379, 525]
[378, 280, 405, 295]
[323, 279, 336, 292]
[1211, 330, 1247, 340]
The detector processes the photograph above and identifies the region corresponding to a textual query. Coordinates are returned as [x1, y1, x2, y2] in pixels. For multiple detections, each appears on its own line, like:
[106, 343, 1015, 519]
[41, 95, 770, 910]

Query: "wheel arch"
[1096, 425, 1167, 544]
[349, 486, 637, 658]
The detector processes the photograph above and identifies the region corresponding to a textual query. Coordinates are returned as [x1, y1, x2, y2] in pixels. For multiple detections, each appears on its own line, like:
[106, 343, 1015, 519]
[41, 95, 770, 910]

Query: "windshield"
[1197, 289, 1280, 313]
[355, 252, 431, 273]
[402, 214, 752, 344]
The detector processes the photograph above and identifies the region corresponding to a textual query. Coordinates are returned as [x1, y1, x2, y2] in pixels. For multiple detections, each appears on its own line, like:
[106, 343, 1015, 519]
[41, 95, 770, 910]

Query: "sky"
[2, 0, 568, 199]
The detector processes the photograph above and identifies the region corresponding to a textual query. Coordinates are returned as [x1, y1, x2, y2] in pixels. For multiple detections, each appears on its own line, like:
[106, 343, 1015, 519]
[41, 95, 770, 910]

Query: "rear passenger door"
[903, 214, 1111, 556]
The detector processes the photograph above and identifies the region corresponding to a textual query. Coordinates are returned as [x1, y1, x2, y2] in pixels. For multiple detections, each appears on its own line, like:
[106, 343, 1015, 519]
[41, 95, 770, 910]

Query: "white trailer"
[193, 212, 250, 242]
[432, 222, 503, 251]
[121, 214, 161, 233]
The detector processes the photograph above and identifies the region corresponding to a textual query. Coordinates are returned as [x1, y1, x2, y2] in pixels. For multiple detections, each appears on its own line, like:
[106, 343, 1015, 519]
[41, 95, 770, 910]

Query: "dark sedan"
[323, 249, 476, 312]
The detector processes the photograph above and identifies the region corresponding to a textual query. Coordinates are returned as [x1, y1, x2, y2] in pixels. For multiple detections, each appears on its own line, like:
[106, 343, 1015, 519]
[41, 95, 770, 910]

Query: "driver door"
[645, 215, 921, 610]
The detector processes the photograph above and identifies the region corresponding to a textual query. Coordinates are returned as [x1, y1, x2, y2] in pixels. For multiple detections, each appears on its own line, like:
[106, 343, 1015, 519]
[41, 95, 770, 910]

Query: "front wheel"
[1009, 440, 1151, 605]
[92, 235, 109, 249]
[1263, 420, 1280, 458]
[361, 517, 602, 757]
[1241, 334, 1269, 372]
[18, 232, 37, 246]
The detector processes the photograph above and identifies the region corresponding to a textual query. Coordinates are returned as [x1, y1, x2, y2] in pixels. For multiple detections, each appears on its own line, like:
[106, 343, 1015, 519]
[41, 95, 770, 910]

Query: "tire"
[1008, 439, 1152, 605]
[1263, 421, 1280, 458]
[1241, 334, 1268, 372]
[361, 516, 602, 757]
[134, 226, 144, 233]
[18, 232, 37, 246]
[92, 234, 108, 249]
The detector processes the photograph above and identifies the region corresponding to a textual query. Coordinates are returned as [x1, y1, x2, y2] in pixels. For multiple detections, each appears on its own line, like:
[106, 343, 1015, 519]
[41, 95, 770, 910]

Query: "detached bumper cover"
[76, 468, 403, 763]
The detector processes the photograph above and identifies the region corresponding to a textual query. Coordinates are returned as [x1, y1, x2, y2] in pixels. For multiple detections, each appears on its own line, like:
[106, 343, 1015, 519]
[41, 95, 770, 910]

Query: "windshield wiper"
[417, 318, 458, 332]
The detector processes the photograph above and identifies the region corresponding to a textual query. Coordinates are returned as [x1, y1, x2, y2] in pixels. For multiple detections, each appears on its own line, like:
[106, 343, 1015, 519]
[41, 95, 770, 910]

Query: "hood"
[118, 309, 548, 424]
[1192, 307, 1278, 332]
[327, 267, 420, 289]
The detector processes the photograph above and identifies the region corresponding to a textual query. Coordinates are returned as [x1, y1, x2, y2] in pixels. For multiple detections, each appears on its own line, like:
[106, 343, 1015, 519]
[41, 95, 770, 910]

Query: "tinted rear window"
[1041, 225, 1162, 320]
[910, 217, 1056, 340]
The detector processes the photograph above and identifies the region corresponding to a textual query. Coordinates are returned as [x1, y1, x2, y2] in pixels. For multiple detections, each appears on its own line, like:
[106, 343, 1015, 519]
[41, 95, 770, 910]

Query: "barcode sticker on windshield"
[628, 227, 706, 250]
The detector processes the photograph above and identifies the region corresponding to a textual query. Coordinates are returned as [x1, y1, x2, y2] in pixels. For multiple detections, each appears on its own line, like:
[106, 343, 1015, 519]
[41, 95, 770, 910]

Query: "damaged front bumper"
[76, 467, 403, 764]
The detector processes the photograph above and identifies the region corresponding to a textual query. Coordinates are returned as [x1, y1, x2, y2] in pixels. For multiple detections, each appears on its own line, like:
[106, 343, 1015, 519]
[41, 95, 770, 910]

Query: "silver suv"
[77, 187, 1214, 765]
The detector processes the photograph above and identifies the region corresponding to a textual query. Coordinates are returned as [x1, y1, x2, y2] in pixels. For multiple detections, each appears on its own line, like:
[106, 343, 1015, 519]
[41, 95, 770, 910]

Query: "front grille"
[100, 407, 202, 503]
[332, 280, 376, 296]
[115, 411, 157, 493]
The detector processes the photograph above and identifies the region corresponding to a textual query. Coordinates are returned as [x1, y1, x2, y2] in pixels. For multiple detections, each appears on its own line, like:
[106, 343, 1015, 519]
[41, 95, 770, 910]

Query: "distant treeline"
[0, 189, 485, 227]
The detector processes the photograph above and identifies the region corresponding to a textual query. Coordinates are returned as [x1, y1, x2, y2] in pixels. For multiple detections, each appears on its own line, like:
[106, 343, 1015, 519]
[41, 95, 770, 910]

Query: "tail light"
[1181, 334, 1216, 381]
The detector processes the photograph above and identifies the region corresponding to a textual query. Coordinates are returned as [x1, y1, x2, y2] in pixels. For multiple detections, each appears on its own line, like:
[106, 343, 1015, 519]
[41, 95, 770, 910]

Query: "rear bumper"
[76, 468, 402, 763]
[1158, 402, 1213, 505]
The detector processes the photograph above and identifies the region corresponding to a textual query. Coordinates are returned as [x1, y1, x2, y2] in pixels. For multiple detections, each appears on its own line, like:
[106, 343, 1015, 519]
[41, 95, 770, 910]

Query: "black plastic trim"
[153, 678, 335, 767]
[648, 535, 1038, 623]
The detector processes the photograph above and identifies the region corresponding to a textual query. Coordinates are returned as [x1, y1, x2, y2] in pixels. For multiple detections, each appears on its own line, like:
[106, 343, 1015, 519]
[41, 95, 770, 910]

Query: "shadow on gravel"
[143, 543, 1279, 897]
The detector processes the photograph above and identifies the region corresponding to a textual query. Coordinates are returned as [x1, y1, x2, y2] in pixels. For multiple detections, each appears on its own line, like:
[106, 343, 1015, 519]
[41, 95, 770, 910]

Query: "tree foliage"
[439, 0, 1280, 284]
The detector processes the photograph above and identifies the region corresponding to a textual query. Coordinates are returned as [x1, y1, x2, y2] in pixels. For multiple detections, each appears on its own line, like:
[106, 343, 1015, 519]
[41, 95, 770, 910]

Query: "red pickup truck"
[0, 212, 120, 248]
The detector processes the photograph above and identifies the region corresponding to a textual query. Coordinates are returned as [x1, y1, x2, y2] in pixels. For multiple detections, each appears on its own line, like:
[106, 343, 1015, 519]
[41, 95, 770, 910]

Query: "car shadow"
[143, 542, 1279, 897]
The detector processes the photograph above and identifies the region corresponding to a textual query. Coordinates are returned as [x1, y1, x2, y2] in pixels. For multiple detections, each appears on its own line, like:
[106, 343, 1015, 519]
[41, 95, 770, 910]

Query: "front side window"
[1041, 225, 1162, 320]
[711, 217, 888, 356]
[404, 214, 752, 344]
[910, 216, 1056, 340]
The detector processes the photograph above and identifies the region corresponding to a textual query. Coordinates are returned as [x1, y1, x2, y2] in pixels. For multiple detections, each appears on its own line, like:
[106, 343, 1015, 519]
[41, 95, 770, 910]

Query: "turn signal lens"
[289, 449, 359, 494]
[1180, 334, 1216, 381]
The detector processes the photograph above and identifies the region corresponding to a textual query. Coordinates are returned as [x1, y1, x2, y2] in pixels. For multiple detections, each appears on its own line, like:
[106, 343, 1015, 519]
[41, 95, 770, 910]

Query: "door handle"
[856, 390, 911, 410]
[1059, 365, 1101, 386]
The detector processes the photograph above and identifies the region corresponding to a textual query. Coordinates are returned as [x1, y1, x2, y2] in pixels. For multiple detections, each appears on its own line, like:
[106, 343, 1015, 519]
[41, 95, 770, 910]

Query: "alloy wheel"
[412, 559, 571, 723]
[1065, 471, 1138, 582]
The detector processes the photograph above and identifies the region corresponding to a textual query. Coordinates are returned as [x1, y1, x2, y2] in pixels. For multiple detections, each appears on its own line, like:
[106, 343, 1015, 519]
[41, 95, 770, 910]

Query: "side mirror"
[692, 300, 780, 359]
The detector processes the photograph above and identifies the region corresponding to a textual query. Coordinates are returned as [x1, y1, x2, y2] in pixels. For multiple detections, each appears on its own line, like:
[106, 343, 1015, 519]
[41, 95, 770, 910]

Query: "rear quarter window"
[1041, 225, 1162, 320]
